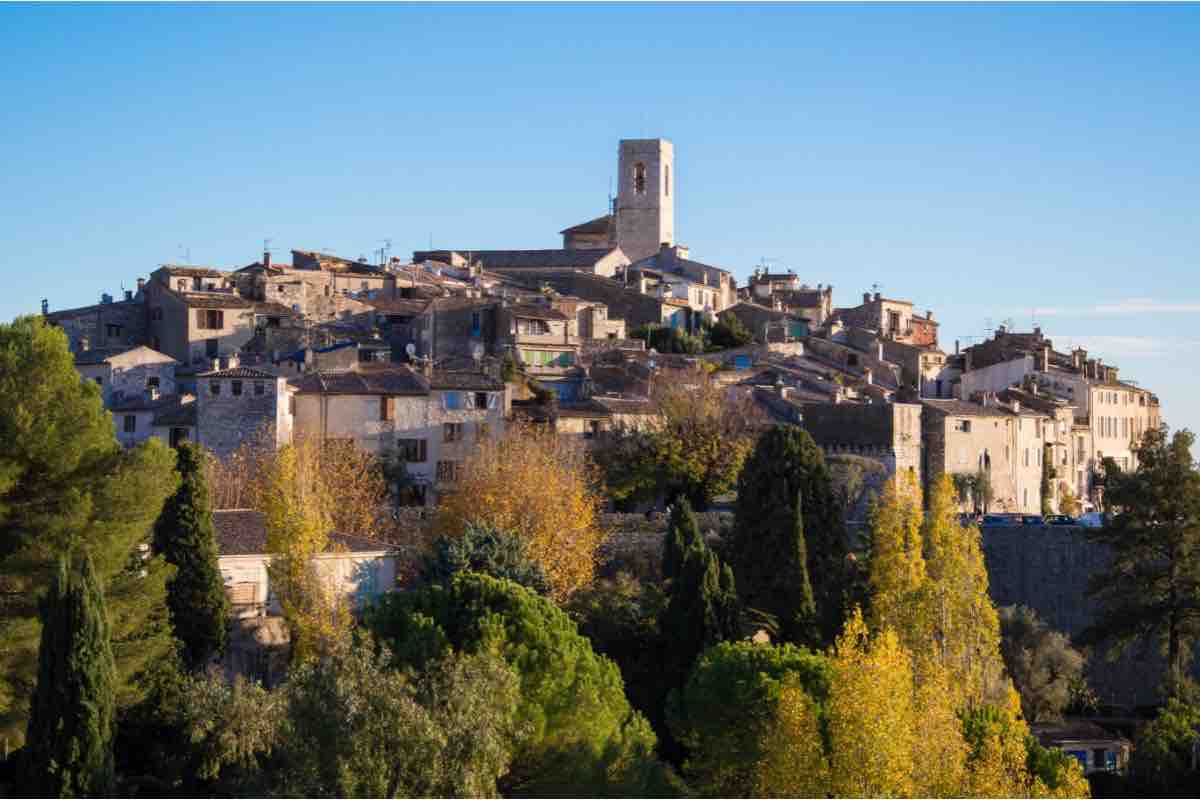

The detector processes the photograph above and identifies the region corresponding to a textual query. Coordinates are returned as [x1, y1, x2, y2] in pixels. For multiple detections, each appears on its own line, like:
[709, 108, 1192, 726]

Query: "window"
[633, 162, 647, 195]
[444, 422, 464, 442]
[380, 396, 395, 421]
[123, 415, 136, 433]
[232, 380, 243, 397]
[196, 309, 224, 330]
[206, 338, 219, 358]
[398, 438, 427, 463]
[254, 381, 265, 396]
[585, 420, 601, 440]
[955, 419, 972, 433]
[1024, 449, 1029, 467]
[209, 381, 220, 396]
[522, 318, 551, 336]
[436, 460, 461, 483]
[146, 376, 160, 389]
[444, 392, 462, 410]
[94, 376, 103, 386]
[106, 324, 123, 338]
[471, 311, 482, 337]
[474, 392, 488, 410]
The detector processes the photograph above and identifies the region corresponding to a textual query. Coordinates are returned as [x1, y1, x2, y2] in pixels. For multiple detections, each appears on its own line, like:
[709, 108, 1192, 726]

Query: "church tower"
[615, 138, 674, 263]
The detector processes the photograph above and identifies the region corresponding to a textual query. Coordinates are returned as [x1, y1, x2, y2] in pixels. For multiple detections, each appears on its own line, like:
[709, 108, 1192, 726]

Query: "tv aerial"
[405, 342, 417, 361]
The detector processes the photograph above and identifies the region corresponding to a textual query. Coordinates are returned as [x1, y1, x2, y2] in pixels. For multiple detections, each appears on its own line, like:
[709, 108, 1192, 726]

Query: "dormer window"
[634, 162, 646, 195]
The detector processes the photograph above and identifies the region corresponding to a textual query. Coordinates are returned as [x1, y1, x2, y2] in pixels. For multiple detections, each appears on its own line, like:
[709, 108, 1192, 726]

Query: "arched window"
[665, 164, 670, 197]
[634, 162, 646, 195]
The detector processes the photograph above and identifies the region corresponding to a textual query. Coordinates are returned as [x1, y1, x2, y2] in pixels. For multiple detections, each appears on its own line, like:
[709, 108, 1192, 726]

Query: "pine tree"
[0, 316, 178, 744]
[24, 551, 117, 796]
[152, 442, 229, 671]
[730, 425, 847, 644]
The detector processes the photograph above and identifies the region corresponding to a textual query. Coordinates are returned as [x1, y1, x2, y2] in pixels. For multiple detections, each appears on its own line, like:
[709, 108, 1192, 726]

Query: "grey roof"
[151, 396, 198, 427]
[555, 399, 613, 418]
[593, 396, 655, 415]
[505, 303, 568, 321]
[413, 248, 620, 271]
[559, 215, 613, 235]
[213, 510, 392, 556]
[170, 289, 253, 309]
[73, 345, 139, 365]
[159, 265, 228, 278]
[429, 370, 505, 391]
[921, 399, 1013, 418]
[293, 366, 430, 396]
[199, 366, 281, 379]
[110, 393, 181, 413]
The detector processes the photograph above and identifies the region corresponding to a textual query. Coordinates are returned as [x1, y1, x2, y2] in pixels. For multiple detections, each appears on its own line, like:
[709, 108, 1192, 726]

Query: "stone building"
[921, 399, 1019, 511]
[718, 302, 808, 342]
[73, 344, 178, 407]
[195, 362, 294, 457]
[745, 270, 834, 326]
[45, 289, 148, 355]
[803, 402, 923, 483]
[829, 291, 938, 347]
[497, 303, 578, 374]
[143, 266, 255, 365]
[627, 243, 737, 313]
[960, 327, 1161, 508]
[291, 364, 508, 504]
[412, 247, 631, 279]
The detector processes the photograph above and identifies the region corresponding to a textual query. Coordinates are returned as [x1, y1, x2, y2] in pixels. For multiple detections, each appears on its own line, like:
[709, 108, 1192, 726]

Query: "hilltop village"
[46, 137, 1161, 517]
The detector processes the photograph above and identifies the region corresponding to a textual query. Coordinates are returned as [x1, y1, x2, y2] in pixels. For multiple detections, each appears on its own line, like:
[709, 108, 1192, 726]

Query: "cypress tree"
[152, 442, 229, 670]
[24, 551, 117, 796]
[730, 425, 847, 645]
[791, 491, 819, 646]
[661, 501, 701, 583]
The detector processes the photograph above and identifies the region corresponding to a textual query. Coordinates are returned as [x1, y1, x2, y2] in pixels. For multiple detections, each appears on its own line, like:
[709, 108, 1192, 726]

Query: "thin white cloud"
[1062, 335, 1200, 360]
[1029, 298, 1200, 317]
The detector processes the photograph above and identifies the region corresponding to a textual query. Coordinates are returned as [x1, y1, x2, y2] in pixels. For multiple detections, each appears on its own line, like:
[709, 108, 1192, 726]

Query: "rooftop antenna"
[177, 244, 191, 264]
[263, 237, 273, 255]
[871, 282, 882, 294]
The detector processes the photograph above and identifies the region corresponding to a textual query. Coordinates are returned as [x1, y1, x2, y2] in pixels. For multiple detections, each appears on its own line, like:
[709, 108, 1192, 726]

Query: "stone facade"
[196, 365, 293, 457]
[832, 292, 938, 347]
[45, 295, 148, 354]
[615, 138, 674, 263]
[921, 399, 1020, 510]
[803, 402, 922, 483]
[73, 345, 178, 407]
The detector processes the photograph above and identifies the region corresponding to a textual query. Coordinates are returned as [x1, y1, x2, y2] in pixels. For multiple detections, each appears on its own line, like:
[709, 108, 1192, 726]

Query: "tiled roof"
[73, 345, 139, 365]
[364, 297, 430, 315]
[430, 370, 505, 391]
[293, 366, 430, 396]
[171, 290, 252, 309]
[110, 393, 181, 413]
[593, 396, 655, 415]
[921, 399, 1013, 418]
[775, 289, 826, 307]
[559, 215, 613, 235]
[46, 299, 141, 322]
[413, 248, 621, 271]
[253, 301, 298, 316]
[151, 395, 197, 427]
[505, 303, 567, 321]
[160, 265, 228, 278]
[555, 399, 612, 418]
[213, 510, 392, 556]
[198, 366, 281, 379]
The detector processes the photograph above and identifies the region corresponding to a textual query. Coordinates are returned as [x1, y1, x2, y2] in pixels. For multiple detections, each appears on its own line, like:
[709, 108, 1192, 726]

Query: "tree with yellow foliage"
[262, 439, 350, 661]
[866, 472, 927, 642]
[826, 609, 917, 798]
[435, 423, 603, 600]
[755, 680, 829, 798]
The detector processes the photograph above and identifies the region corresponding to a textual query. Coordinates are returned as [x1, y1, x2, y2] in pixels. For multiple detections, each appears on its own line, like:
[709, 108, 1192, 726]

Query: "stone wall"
[46, 298, 147, 353]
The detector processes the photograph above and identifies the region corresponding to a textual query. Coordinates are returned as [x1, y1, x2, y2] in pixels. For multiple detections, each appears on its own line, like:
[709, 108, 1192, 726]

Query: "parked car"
[1020, 515, 1045, 526]
[1077, 512, 1106, 528]
[1044, 514, 1076, 526]
[982, 514, 1021, 526]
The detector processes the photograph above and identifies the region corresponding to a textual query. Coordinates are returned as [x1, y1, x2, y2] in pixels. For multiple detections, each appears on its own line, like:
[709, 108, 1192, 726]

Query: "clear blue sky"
[3, 3, 1198, 434]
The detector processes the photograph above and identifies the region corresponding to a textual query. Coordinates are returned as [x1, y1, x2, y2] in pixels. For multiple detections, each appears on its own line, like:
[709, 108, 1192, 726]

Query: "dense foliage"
[152, 442, 229, 671]
[0, 316, 178, 744]
[421, 523, 550, 595]
[24, 551, 117, 796]
[365, 573, 679, 796]
[999, 605, 1085, 723]
[1081, 427, 1200, 696]
[730, 425, 847, 642]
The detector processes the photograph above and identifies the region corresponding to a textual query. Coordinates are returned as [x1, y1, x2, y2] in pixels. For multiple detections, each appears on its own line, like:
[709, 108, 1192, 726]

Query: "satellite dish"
[405, 343, 416, 358]
[471, 342, 484, 361]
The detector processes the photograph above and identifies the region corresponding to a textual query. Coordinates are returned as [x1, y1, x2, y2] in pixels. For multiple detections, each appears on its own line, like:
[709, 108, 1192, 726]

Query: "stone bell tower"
[615, 138, 674, 263]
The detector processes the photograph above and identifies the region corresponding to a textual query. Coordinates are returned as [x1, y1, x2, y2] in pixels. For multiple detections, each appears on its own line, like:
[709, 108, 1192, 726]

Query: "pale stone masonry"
[195, 363, 294, 457]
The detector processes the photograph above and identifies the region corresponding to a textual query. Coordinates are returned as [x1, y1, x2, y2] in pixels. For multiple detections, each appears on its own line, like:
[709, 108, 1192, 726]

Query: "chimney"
[864, 367, 874, 385]
[136, 277, 145, 294]
[926, 310, 934, 320]
[1041, 345, 1050, 373]
[227, 352, 239, 369]
[862, 292, 872, 304]
[124, 290, 133, 301]
[210, 358, 220, 372]
[1011, 399, 1021, 415]
[263, 250, 271, 269]
[955, 339, 960, 355]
